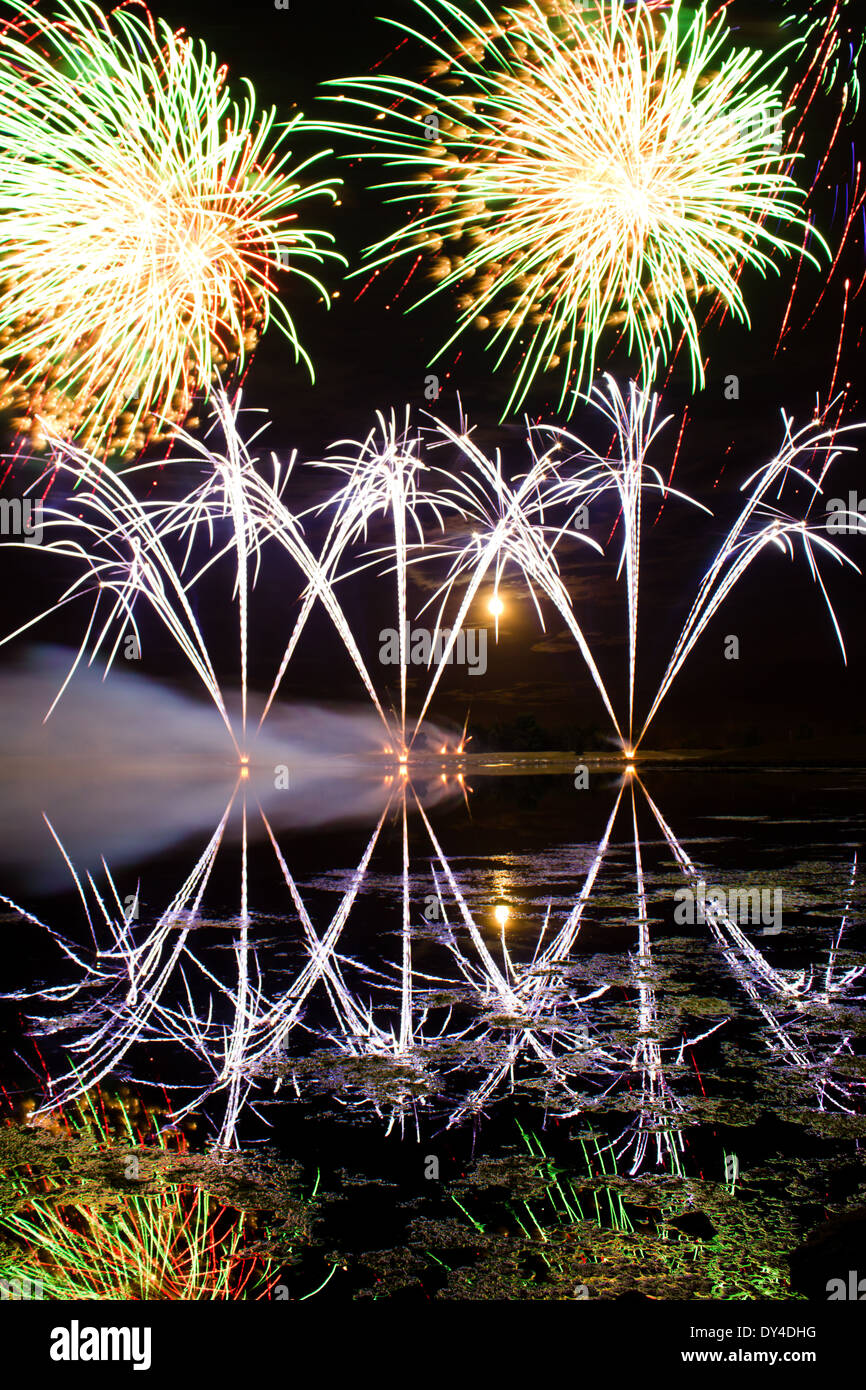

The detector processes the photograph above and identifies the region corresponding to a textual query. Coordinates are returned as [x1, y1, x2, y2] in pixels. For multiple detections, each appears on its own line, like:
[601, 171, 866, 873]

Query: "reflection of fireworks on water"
[0, 1089, 279, 1299]
[325, 0, 816, 413]
[3, 769, 862, 1164]
[0, 0, 342, 457]
[2, 377, 860, 1163]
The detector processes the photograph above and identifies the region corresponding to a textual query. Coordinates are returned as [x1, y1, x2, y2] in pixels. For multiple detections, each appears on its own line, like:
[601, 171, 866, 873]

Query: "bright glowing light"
[493, 903, 510, 928]
[326, 0, 818, 414]
[0, 0, 343, 456]
[487, 595, 505, 618]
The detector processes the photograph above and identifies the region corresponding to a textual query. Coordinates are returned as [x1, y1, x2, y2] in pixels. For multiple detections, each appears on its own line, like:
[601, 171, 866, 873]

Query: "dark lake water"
[2, 760, 864, 1301]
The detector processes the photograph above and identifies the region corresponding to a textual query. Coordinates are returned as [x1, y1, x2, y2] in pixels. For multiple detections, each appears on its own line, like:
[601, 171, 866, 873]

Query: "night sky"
[3, 0, 865, 754]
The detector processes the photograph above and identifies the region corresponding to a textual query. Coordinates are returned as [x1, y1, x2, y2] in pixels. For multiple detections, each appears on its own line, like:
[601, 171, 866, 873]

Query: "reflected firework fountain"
[3, 765, 862, 1155]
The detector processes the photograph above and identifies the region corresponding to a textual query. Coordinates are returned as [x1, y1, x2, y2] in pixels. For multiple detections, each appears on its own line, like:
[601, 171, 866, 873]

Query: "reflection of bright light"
[493, 903, 510, 927]
[488, 594, 505, 617]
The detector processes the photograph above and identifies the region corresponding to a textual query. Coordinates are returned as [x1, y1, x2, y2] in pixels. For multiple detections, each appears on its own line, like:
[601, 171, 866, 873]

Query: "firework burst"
[326, 0, 818, 415]
[783, 0, 865, 115]
[0, 0, 342, 458]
